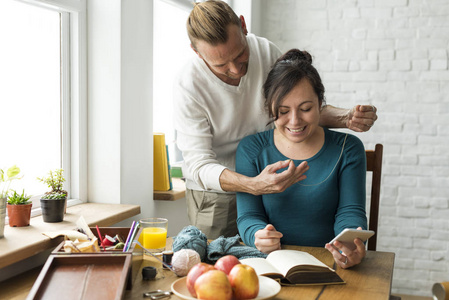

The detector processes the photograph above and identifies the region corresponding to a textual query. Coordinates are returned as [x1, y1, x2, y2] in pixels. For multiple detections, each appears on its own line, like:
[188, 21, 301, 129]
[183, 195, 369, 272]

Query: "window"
[0, 0, 86, 213]
[153, 0, 233, 164]
[153, 0, 195, 163]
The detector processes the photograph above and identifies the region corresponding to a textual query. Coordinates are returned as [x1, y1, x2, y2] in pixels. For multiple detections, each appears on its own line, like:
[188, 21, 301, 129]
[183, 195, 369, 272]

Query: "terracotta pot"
[7, 203, 32, 227]
[40, 198, 66, 223]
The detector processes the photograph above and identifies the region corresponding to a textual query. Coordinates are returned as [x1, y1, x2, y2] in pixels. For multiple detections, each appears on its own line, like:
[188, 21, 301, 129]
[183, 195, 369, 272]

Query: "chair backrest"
[365, 144, 383, 251]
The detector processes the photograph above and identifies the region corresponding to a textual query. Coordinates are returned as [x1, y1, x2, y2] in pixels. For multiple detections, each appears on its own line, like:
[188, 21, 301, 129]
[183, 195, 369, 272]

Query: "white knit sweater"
[173, 34, 281, 193]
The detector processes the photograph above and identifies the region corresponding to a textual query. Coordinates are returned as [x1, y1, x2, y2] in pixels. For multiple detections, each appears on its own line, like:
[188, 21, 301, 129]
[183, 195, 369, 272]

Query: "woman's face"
[274, 79, 321, 145]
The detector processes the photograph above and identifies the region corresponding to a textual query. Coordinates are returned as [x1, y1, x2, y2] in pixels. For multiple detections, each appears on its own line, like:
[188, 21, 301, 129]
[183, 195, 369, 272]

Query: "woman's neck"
[274, 127, 325, 160]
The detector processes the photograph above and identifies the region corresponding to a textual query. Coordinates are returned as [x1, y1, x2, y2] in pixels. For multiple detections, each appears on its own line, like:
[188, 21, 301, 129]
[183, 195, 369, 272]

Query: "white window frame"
[159, 0, 194, 11]
[16, 0, 87, 215]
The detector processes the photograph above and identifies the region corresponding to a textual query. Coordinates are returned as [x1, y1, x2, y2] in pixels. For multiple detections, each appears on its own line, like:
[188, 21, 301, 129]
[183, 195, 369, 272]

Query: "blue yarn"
[172, 225, 208, 261]
[172, 226, 267, 264]
[207, 235, 267, 263]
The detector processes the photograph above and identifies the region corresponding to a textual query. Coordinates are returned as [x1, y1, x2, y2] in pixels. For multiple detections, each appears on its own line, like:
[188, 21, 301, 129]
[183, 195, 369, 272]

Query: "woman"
[236, 49, 367, 268]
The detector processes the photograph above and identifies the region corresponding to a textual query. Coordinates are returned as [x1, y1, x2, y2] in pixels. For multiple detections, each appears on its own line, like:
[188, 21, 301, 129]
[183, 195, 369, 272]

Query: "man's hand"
[254, 224, 283, 254]
[251, 159, 309, 195]
[347, 104, 378, 132]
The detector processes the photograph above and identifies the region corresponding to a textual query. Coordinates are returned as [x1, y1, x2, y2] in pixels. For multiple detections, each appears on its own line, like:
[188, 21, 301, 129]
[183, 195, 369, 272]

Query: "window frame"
[13, 0, 87, 216]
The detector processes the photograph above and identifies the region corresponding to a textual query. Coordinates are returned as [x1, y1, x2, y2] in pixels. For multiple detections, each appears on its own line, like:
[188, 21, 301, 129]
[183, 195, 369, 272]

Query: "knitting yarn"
[171, 249, 201, 276]
[172, 225, 208, 261]
[207, 235, 267, 263]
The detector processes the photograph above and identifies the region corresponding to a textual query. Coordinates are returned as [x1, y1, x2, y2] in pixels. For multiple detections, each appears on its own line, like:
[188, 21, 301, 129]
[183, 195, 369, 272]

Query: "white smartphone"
[329, 229, 375, 250]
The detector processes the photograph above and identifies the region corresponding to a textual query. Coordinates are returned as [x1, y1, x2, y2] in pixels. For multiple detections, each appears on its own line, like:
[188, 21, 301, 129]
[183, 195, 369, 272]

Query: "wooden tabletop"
[0, 237, 395, 300]
[124, 242, 395, 300]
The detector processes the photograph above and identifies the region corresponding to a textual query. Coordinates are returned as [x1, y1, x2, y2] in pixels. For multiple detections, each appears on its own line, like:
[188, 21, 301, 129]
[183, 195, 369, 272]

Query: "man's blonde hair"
[187, 0, 242, 49]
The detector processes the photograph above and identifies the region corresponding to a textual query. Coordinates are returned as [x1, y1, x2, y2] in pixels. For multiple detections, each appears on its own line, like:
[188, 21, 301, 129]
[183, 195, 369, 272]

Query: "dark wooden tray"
[51, 227, 143, 289]
[52, 227, 142, 254]
[27, 254, 131, 300]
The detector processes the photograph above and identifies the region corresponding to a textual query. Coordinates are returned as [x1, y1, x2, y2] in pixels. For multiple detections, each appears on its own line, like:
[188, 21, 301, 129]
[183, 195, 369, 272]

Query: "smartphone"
[329, 229, 375, 250]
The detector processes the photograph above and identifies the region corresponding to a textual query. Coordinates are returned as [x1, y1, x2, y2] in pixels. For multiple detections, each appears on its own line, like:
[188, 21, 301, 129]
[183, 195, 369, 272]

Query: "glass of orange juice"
[139, 218, 168, 254]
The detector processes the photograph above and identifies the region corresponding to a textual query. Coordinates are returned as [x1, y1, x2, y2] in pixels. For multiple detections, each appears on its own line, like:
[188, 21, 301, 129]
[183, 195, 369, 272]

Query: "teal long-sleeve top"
[236, 128, 367, 248]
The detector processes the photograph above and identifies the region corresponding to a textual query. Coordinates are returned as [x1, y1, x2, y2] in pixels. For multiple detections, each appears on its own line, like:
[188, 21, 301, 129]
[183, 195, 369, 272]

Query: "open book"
[240, 249, 344, 286]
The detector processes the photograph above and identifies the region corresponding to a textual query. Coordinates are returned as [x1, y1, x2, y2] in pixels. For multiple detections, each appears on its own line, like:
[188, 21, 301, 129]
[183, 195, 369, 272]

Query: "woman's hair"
[187, 0, 241, 49]
[263, 49, 326, 123]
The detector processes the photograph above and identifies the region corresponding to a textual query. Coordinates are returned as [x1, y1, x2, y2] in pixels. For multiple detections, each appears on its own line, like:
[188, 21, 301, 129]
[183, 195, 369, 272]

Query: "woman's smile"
[287, 126, 306, 134]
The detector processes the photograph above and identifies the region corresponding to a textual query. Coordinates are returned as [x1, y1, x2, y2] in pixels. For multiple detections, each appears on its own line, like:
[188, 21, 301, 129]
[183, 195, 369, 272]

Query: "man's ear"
[240, 15, 248, 35]
[190, 44, 202, 59]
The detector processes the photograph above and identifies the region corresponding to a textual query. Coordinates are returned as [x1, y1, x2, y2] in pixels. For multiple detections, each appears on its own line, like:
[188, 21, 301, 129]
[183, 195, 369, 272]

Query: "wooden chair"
[367, 144, 398, 300]
[365, 144, 383, 251]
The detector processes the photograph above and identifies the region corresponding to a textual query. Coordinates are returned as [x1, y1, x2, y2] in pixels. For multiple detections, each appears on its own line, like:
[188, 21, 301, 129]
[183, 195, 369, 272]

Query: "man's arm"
[219, 160, 309, 195]
[320, 104, 378, 132]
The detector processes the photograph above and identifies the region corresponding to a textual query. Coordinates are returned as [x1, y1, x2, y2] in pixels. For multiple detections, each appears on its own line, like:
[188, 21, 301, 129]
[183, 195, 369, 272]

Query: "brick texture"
[260, 0, 449, 297]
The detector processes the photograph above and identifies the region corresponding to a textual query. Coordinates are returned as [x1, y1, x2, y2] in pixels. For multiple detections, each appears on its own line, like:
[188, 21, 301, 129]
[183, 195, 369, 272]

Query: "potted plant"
[1, 165, 22, 237]
[37, 169, 67, 223]
[7, 190, 32, 227]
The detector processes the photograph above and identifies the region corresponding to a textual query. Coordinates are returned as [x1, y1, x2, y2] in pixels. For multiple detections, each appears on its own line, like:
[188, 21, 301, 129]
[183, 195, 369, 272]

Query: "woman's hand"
[325, 227, 366, 269]
[254, 224, 283, 254]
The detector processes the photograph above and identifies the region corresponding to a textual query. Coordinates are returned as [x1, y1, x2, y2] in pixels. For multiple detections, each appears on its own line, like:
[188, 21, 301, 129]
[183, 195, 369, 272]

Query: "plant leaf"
[7, 165, 20, 178]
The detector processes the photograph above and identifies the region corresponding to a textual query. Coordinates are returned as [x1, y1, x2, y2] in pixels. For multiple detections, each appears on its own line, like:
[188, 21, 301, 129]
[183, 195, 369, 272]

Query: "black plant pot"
[40, 198, 67, 223]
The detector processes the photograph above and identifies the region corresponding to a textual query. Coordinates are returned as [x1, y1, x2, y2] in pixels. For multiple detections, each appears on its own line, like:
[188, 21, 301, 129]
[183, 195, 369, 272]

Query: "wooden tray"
[51, 227, 143, 289]
[52, 227, 142, 254]
[27, 254, 131, 300]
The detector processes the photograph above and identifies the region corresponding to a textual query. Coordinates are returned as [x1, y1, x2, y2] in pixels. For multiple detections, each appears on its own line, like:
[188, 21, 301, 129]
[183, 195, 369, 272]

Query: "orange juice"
[142, 227, 167, 250]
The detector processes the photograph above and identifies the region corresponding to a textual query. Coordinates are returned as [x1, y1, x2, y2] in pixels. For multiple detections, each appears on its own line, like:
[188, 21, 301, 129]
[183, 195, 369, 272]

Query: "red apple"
[186, 262, 216, 297]
[228, 264, 259, 300]
[194, 270, 233, 300]
[214, 255, 241, 275]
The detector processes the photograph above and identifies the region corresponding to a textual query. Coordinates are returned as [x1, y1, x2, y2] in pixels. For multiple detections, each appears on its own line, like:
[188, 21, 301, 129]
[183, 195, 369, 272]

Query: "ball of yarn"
[171, 249, 201, 276]
[172, 225, 208, 261]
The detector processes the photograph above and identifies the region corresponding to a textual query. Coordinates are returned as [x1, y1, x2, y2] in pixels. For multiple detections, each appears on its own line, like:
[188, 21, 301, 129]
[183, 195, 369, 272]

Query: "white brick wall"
[259, 0, 449, 297]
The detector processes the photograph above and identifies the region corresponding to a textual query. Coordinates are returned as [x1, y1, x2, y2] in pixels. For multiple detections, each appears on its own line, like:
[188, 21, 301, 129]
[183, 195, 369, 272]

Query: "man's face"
[194, 24, 249, 85]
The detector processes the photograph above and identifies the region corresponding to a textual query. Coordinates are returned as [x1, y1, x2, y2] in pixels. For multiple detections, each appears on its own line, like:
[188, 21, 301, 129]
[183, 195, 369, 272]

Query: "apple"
[228, 264, 259, 300]
[194, 270, 233, 300]
[214, 255, 241, 275]
[186, 262, 216, 297]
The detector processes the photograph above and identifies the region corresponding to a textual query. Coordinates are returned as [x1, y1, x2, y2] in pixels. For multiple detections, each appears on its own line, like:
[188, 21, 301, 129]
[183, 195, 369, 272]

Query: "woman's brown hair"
[263, 49, 326, 124]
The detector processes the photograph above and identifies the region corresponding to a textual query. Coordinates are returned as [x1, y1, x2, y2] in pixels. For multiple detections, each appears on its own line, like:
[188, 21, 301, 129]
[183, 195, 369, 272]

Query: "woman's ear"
[240, 15, 248, 35]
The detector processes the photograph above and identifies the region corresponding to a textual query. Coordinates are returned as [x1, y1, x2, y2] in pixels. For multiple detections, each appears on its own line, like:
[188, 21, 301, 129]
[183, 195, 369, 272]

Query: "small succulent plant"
[7, 190, 31, 205]
[37, 169, 67, 200]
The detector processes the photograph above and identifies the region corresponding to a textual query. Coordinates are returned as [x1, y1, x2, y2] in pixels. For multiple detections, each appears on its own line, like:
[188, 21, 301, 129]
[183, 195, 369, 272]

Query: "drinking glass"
[139, 218, 168, 254]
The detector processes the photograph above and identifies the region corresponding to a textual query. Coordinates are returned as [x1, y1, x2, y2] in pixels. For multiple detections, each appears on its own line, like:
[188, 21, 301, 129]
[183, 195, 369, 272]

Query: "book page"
[239, 257, 282, 277]
[267, 250, 333, 276]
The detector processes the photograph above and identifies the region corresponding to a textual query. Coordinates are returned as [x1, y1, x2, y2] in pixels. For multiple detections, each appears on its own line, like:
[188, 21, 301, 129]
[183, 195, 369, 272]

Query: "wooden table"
[124, 242, 395, 300]
[1, 238, 395, 300]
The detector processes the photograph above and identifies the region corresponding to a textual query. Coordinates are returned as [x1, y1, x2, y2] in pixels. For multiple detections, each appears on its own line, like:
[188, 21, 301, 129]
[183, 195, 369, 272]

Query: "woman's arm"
[235, 137, 272, 247]
[333, 135, 368, 232]
[327, 135, 368, 268]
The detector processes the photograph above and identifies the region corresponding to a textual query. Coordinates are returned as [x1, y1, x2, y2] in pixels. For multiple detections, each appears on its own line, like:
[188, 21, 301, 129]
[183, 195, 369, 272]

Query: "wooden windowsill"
[0, 202, 141, 269]
[153, 178, 186, 201]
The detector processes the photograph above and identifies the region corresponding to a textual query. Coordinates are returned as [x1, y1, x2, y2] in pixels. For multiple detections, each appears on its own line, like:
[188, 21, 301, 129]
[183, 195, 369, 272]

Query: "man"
[174, 0, 377, 239]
